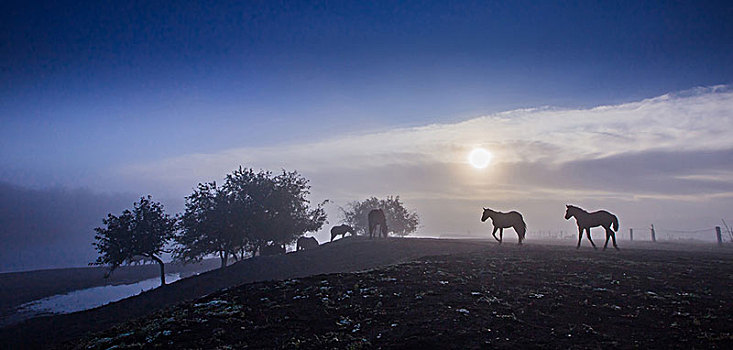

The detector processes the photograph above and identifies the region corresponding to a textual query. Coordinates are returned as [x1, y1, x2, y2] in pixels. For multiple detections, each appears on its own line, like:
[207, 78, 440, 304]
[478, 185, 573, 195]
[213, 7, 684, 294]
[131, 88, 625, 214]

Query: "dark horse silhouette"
[368, 209, 388, 239]
[330, 224, 355, 241]
[296, 236, 319, 250]
[564, 205, 619, 250]
[481, 208, 526, 244]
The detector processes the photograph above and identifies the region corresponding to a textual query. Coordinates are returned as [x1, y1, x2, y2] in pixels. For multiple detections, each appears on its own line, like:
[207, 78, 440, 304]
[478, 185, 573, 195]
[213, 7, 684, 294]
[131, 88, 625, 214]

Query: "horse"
[368, 209, 388, 239]
[296, 236, 319, 250]
[564, 205, 619, 250]
[330, 224, 356, 241]
[481, 207, 526, 245]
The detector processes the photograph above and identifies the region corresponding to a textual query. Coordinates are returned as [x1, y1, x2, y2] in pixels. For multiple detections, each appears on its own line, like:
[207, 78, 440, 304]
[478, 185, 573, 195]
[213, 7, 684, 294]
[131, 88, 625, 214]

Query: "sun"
[468, 148, 493, 169]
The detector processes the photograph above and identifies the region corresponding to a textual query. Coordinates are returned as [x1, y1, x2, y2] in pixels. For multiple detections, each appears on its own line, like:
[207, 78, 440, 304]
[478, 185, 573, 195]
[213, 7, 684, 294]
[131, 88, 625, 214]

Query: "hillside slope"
[67, 243, 733, 349]
[0, 237, 486, 348]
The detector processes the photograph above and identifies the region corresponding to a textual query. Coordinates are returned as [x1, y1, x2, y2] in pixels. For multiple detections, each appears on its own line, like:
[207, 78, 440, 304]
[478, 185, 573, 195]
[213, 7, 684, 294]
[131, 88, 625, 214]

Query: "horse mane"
[566, 204, 587, 213]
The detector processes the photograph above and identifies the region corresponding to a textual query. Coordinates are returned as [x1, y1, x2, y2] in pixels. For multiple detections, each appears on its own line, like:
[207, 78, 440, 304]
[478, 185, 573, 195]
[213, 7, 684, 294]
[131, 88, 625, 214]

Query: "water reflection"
[13, 273, 181, 320]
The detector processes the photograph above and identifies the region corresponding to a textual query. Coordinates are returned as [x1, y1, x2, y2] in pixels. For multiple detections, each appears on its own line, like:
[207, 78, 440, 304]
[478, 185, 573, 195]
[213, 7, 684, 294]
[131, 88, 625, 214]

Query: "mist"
[0, 182, 135, 272]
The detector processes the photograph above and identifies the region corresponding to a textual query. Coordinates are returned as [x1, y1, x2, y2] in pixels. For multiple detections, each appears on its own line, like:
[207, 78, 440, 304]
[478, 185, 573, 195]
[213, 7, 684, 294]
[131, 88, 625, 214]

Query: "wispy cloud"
[116, 86, 733, 235]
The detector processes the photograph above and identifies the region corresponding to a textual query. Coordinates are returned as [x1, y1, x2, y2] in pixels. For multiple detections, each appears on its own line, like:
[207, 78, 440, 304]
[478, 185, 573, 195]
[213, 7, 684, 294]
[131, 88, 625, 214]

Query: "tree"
[91, 195, 176, 286]
[174, 182, 239, 269]
[174, 167, 327, 268]
[341, 195, 419, 237]
[245, 169, 328, 253]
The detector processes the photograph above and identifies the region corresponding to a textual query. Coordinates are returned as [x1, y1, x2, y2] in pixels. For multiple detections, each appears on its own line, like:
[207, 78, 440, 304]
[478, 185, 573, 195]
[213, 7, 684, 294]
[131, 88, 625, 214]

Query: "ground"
[0, 259, 220, 326]
[59, 240, 732, 349]
[0, 237, 484, 348]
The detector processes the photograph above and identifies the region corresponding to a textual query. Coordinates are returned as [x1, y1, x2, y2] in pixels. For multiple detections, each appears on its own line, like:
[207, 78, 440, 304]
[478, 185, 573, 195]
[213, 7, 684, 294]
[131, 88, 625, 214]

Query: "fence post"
[650, 224, 656, 242]
[629, 228, 633, 241]
[716, 226, 722, 245]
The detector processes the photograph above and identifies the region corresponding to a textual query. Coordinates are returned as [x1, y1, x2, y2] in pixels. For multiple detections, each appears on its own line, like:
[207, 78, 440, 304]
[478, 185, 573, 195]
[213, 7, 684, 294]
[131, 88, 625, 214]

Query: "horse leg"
[576, 227, 583, 248]
[611, 230, 619, 250]
[499, 228, 503, 244]
[586, 228, 597, 249]
[491, 227, 500, 242]
[603, 227, 610, 250]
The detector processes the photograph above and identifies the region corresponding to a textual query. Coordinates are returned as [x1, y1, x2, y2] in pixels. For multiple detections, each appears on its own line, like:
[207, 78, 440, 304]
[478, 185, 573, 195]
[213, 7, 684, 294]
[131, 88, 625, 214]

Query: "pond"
[6, 273, 182, 326]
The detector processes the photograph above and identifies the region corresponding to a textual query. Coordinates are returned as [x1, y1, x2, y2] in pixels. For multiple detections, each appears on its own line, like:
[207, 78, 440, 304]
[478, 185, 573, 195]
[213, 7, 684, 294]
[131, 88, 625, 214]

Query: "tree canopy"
[91, 195, 176, 285]
[174, 167, 327, 268]
[341, 196, 419, 237]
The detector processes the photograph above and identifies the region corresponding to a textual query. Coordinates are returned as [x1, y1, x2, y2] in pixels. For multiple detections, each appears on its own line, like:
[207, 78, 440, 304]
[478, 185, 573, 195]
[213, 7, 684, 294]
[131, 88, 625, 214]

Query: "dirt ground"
[54, 240, 733, 349]
[0, 237, 486, 348]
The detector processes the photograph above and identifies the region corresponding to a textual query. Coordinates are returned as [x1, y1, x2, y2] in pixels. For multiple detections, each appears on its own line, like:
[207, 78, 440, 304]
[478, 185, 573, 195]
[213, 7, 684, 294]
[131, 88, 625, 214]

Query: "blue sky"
[2, 1, 733, 270]
[3, 1, 732, 186]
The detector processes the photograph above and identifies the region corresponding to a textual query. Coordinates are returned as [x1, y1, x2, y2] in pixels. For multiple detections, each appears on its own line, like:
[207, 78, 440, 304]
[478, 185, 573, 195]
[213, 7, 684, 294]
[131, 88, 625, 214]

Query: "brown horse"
[330, 224, 355, 241]
[481, 208, 526, 245]
[368, 209, 388, 239]
[564, 205, 619, 250]
[296, 236, 319, 250]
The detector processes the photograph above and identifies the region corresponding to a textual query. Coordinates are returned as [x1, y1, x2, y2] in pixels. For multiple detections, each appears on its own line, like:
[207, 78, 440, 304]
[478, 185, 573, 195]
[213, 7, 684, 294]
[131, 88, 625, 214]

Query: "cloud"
[119, 85, 733, 192]
[115, 85, 733, 237]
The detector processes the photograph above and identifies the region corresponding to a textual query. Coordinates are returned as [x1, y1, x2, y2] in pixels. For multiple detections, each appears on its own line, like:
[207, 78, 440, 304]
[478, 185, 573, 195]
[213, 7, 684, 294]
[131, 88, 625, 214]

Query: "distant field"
[1, 237, 731, 349]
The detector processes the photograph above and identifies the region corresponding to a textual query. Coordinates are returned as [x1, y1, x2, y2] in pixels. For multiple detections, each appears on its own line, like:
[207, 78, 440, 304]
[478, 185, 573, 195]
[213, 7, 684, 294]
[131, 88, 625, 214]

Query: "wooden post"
[716, 226, 723, 245]
[629, 228, 633, 241]
[650, 224, 656, 242]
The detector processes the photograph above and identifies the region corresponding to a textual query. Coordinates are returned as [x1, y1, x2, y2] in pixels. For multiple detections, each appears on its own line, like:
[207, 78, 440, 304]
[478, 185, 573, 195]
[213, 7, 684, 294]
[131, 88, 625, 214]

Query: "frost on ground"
[70, 246, 733, 349]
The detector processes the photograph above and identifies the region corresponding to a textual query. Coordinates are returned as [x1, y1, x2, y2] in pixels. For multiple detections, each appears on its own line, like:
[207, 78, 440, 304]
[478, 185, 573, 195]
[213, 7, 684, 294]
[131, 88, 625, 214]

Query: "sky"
[2, 1, 733, 271]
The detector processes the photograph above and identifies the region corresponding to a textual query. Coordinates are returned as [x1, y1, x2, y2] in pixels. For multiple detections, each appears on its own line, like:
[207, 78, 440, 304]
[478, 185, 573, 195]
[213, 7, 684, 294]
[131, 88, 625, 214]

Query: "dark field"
[2, 238, 732, 349]
[0, 237, 484, 348]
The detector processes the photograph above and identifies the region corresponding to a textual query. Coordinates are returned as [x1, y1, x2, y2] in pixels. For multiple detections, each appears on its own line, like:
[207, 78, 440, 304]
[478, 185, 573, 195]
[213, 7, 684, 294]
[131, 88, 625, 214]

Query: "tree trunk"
[220, 250, 229, 269]
[150, 255, 166, 286]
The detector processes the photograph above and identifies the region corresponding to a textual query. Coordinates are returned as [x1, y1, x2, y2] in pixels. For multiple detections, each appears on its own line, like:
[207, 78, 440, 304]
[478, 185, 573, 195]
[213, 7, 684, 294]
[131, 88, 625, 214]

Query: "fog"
[0, 182, 135, 272]
[2, 88, 732, 272]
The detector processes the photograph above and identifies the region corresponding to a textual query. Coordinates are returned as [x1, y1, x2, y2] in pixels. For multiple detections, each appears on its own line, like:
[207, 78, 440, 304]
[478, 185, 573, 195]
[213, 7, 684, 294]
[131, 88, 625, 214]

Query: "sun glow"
[468, 148, 493, 169]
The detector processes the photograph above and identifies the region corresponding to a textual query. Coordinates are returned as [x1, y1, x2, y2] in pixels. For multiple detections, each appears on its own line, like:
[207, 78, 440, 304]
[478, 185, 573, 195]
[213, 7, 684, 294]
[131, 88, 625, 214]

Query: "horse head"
[564, 205, 574, 220]
[481, 207, 491, 222]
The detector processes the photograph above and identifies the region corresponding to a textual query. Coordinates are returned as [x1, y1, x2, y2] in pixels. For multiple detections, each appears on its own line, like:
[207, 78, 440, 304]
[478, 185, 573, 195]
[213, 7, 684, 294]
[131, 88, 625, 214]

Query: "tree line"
[92, 166, 419, 285]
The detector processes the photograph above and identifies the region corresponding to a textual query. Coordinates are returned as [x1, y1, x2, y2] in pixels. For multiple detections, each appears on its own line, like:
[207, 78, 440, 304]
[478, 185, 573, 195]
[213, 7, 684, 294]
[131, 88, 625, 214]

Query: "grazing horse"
[564, 205, 619, 250]
[481, 208, 526, 245]
[296, 236, 319, 250]
[330, 224, 356, 241]
[368, 209, 388, 239]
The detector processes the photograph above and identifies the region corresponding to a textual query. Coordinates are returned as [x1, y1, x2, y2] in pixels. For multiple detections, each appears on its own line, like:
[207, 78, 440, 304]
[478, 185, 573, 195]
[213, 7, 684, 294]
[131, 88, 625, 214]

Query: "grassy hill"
[1, 238, 731, 349]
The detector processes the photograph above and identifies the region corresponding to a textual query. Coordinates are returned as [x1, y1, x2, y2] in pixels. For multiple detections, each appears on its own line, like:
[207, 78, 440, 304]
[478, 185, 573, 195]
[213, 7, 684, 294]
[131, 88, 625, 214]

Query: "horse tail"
[518, 218, 527, 238]
[612, 215, 619, 232]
